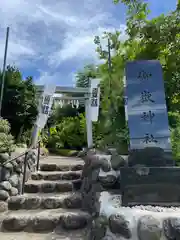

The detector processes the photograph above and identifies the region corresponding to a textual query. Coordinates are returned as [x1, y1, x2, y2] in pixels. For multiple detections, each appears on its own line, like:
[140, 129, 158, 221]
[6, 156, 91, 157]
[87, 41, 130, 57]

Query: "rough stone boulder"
[98, 171, 118, 188]
[137, 215, 162, 240]
[98, 157, 120, 189]
[63, 193, 82, 209]
[80, 149, 111, 179]
[89, 215, 108, 239]
[0, 201, 8, 212]
[0, 153, 9, 164]
[0, 189, 9, 201]
[79, 148, 111, 216]
[109, 214, 132, 239]
[0, 181, 12, 191]
[61, 212, 90, 230]
[108, 148, 128, 169]
[163, 217, 180, 240]
[9, 174, 19, 188]
[10, 187, 18, 196]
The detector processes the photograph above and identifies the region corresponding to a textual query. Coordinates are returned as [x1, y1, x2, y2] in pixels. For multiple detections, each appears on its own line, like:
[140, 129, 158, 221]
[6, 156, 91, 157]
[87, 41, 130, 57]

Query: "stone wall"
[78, 147, 179, 239]
[78, 148, 125, 239]
[91, 211, 180, 240]
[0, 150, 37, 212]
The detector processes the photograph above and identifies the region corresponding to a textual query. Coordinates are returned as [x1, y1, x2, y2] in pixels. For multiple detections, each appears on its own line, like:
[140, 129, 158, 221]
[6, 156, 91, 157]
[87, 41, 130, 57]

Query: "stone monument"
[121, 60, 180, 206]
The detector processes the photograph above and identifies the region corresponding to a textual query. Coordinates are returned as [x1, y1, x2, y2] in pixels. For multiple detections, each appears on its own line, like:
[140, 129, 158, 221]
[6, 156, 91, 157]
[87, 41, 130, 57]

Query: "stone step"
[24, 180, 74, 193]
[39, 157, 84, 172]
[0, 209, 91, 232]
[8, 192, 82, 210]
[39, 163, 83, 172]
[31, 170, 82, 181]
[0, 230, 87, 239]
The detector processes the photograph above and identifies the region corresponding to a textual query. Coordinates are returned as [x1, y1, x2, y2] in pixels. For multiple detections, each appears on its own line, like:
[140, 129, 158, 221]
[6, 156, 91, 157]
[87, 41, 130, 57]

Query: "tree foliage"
[48, 103, 80, 127]
[61, 0, 180, 156]
[10, 0, 179, 159]
[47, 114, 87, 150]
[76, 64, 98, 88]
[94, 0, 180, 155]
[0, 66, 38, 140]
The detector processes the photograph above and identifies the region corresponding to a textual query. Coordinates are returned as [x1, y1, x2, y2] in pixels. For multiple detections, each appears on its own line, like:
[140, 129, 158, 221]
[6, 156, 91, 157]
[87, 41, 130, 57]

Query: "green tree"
[48, 103, 80, 126]
[0, 65, 38, 140]
[45, 0, 180, 156]
[93, 29, 132, 152]
[76, 64, 98, 88]
[112, 0, 180, 110]
[92, 0, 180, 154]
[47, 114, 87, 150]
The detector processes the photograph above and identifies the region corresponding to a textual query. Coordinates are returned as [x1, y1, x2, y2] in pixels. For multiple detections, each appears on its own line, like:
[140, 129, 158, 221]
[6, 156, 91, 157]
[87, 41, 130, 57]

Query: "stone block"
[121, 167, 180, 206]
[128, 147, 174, 167]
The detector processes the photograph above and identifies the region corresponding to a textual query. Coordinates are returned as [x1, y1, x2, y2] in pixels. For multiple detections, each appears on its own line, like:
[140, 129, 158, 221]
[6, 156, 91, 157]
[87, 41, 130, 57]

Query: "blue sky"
[0, 0, 177, 87]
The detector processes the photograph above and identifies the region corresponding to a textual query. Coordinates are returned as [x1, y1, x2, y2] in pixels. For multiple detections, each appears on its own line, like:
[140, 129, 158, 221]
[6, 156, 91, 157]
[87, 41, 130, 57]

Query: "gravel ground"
[127, 205, 180, 212]
[101, 191, 180, 213]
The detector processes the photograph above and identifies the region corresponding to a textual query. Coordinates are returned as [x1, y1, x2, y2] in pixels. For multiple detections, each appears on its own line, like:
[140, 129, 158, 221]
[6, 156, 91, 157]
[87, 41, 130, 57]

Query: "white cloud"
[34, 72, 58, 85]
[35, 70, 74, 87]
[48, 32, 97, 67]
[0, 0, 126, 85]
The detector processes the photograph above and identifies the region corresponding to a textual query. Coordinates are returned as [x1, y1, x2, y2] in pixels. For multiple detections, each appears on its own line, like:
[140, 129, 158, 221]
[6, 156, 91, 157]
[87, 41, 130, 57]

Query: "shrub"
[47, 113, 87, 150]
[18, 128, 32, 146]
[171, 124, 180, 163]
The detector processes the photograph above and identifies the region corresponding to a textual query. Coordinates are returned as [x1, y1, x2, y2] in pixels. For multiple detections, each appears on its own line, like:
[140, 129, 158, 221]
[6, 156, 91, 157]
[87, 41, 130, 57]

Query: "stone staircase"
[0, 156, 91, 239]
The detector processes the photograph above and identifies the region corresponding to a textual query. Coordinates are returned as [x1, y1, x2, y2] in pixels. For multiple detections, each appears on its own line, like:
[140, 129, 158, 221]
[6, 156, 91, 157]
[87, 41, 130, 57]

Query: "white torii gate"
[31, 80, 100, 149]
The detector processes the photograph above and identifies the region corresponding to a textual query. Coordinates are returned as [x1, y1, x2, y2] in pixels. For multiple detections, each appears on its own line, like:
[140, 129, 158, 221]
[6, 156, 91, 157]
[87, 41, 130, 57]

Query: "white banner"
[90, 79, 100, 122]
[36, 84, 56, 128]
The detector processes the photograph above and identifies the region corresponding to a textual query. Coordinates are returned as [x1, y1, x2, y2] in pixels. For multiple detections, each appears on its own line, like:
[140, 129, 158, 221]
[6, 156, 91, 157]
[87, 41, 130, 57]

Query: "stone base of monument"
[121, 167, 180, 206]
[99, 191, 180, 240]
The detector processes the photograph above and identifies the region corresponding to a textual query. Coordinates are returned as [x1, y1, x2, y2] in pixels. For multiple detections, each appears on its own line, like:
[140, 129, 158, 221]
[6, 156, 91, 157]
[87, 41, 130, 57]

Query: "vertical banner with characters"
[36, 84, 56, 129]
[90, 79, 100, 122]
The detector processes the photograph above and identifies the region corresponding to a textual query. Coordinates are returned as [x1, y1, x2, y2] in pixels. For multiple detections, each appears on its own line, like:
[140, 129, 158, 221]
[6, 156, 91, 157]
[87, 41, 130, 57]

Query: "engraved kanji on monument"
[121, 61, 177, 206]
[125, 60, 171, 152]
